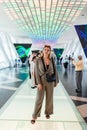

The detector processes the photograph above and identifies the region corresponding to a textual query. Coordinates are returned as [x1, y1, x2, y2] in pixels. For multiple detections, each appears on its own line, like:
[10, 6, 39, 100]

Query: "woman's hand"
[37, 84, 43, 91]
[54, 82, 59, 87]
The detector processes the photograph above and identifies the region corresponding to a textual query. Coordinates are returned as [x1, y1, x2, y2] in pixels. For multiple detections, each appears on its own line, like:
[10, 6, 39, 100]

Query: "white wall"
[0, 32, 18, 69]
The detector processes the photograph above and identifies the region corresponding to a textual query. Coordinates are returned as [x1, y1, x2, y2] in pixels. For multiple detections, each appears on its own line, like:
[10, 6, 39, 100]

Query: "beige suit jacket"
[34, 57, 59, 86]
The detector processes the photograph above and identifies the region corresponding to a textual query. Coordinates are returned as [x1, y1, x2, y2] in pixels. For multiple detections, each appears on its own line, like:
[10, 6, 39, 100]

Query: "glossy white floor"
[0, 78, 87, 130]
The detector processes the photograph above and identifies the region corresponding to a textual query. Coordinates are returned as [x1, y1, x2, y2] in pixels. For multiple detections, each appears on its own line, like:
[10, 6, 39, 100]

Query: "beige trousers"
[32, 82, 54, 118]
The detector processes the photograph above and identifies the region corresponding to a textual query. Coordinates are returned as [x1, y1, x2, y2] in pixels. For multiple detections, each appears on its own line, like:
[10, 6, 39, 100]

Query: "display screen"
[53, 48, 64, 59]
[75, 25, 87, 57]
[14, 43, 32, 63]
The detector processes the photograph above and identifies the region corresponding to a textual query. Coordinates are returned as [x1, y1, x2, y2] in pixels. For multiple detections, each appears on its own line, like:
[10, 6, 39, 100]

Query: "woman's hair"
[43, 45, 51, 50]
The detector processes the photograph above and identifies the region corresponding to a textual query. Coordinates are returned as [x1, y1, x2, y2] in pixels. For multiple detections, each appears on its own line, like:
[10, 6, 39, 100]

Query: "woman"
[31, 45, 59, 124]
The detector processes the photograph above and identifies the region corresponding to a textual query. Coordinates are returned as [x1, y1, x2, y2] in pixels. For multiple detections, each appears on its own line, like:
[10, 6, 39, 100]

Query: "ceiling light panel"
[0, 0, 87, 43]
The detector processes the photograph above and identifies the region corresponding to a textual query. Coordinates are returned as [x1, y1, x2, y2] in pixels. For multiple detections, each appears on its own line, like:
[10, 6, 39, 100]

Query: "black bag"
[41, 57, 56, 82]
[46, 73, 56, 82]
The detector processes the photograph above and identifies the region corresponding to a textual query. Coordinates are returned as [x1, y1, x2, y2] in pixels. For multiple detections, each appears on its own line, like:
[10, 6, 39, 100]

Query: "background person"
[62, 55, 69, 69]
[30, 56, 37, 89]
[29, 52, 37, 78]
[31, 45, 59, 124]
[71, 55, 83, 93]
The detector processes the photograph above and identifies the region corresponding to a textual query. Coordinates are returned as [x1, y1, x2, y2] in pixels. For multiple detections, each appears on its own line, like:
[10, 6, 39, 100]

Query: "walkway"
[0, 77, 87, 130]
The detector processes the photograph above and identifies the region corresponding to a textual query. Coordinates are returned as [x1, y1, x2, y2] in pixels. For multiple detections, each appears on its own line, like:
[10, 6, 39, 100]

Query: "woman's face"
[43, 47, 51, 57]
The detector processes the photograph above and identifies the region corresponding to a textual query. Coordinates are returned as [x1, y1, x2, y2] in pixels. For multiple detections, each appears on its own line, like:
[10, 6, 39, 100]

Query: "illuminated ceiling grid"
[0, 0, 87, 42]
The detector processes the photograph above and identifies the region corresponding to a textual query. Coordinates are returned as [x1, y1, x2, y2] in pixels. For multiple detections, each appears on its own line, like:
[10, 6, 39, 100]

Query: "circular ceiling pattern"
[0, 0, 87, 43]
